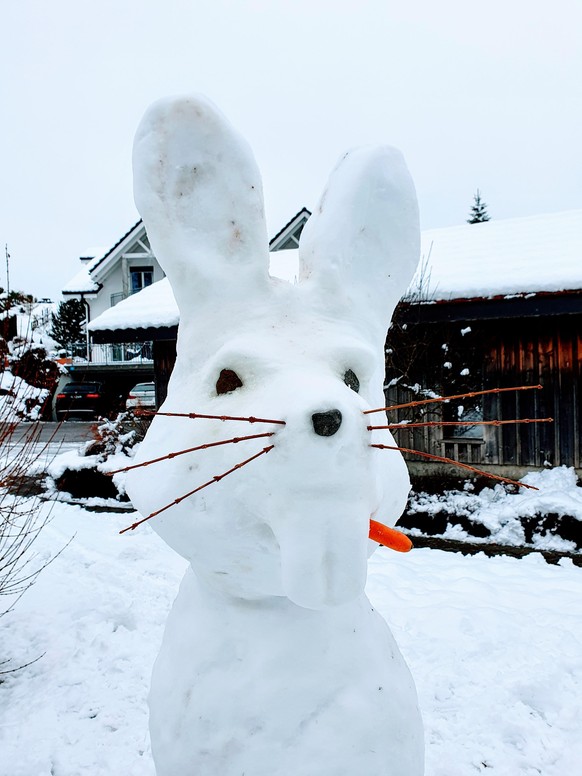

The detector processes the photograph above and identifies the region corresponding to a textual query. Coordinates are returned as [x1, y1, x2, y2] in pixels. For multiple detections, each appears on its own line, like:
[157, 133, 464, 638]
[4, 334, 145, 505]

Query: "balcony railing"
[67, 341, 153, 365]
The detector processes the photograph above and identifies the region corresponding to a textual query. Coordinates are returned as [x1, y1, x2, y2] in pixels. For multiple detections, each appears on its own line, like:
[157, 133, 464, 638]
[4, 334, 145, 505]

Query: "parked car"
[126, 382, 156, 410]
[55, 382, 106, 420]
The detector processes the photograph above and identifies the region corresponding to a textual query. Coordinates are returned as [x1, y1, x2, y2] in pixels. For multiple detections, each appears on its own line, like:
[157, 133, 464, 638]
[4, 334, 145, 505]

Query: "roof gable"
[62, 220, 159, 295]
[269, 207, 311, 251]
[88, 220, 152, 281]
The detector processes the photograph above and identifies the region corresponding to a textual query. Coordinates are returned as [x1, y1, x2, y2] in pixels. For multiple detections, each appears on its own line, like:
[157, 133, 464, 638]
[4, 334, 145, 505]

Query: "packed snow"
[126, 94, 423, 774]
[1, 500, 580, 775]
[87, 248, 302, 334]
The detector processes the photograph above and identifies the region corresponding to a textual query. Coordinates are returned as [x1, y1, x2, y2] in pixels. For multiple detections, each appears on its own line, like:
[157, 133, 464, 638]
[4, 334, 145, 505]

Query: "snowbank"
[406, 466, 582, 553]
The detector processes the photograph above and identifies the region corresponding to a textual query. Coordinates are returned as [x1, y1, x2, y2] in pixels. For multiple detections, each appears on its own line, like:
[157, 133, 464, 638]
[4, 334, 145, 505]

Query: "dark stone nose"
[312, 409, 342, 437]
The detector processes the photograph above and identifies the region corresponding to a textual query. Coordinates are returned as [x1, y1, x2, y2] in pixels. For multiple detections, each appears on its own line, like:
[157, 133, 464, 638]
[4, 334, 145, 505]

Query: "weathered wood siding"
[483, 317, 582, 469]
[153, 339, 177, 406]
[385, 314, 582, 472]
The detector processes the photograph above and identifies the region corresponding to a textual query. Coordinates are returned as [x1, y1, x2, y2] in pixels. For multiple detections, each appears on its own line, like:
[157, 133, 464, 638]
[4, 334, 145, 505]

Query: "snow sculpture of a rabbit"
[127, 95, 424, 776]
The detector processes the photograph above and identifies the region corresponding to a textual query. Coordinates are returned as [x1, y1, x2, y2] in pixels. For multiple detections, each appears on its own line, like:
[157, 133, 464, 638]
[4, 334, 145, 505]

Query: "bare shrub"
[0, 366, 62, 676]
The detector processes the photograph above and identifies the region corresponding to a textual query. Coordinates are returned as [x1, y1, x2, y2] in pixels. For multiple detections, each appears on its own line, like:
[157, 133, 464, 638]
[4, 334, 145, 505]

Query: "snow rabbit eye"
[343, 369, 360, 393]
[216, 369, 243, 395]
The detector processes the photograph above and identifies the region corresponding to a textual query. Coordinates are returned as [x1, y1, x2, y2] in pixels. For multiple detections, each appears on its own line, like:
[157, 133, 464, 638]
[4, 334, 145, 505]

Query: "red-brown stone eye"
[343, 369, 360, 393]
[216, 369, 243, 395]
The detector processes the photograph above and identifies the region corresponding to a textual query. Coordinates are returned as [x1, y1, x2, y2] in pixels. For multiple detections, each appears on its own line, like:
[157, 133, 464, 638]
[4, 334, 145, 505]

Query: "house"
[62, 209, 311, 400]
[86, 208, 582, 481]
[62, 221, 165, 321]
[61, 220, 165, 390]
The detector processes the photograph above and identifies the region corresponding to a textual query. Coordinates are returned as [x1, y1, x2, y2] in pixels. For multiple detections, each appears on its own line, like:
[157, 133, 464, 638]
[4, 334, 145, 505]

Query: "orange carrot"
[369, 519, 413, 552]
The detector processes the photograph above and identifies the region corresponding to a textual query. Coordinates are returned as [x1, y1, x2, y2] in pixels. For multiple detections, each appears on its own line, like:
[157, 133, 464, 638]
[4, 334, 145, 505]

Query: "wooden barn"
[87, 209, 582, 483]
[386, 209, 582, 483]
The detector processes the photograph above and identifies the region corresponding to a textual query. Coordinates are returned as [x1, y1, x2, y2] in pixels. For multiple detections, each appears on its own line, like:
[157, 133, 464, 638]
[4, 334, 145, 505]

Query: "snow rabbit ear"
[132, 95, 271, 316]
[298, 146, 419, 341]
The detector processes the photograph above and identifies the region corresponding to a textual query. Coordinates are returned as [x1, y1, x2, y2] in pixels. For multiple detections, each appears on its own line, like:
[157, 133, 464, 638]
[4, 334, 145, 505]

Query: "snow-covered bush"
[83, 411, 151, 459]
[401, 466, 582, 553]
[0, 370, 51, 422]
[47, 412, 151, 502]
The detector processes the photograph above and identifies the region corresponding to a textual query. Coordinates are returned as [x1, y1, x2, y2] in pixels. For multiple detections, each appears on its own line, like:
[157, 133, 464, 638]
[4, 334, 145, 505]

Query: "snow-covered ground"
[1, 499, 580, 775]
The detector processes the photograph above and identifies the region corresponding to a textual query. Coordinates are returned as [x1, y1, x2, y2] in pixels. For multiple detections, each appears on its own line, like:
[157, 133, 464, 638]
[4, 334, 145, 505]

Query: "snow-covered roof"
[269, 207, 311, 251]
[88, 276, 178, 332]
[62, 221, 147, 296]
[86, 220, 145, 278]
[62, 264, 100, 294]
[88, 209, 582, 333]
[418, 209, 582, 302]
[79, 246, 107, 261]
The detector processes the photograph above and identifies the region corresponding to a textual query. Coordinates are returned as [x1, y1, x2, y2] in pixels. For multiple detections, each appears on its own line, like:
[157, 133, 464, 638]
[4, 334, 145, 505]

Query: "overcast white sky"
[1, 0, 580, 300]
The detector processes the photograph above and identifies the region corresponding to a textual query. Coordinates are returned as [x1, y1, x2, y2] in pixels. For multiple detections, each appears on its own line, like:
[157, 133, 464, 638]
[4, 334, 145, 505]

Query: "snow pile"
[0, 370, 50, 421]
[0, 501, 580, 775]
[406, 466, 582, 552]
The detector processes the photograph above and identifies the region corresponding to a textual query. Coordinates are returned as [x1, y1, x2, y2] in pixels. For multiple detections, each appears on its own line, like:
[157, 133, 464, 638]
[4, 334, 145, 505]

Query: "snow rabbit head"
[126, 95, 420, 610]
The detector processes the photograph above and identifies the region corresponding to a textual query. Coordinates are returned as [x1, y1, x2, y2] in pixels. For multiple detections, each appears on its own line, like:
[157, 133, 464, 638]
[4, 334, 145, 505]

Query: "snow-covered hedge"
[402, 467, 582, 553]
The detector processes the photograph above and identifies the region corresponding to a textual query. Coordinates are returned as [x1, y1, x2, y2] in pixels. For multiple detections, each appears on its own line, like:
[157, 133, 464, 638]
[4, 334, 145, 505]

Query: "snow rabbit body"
[127, 95, 424, 775]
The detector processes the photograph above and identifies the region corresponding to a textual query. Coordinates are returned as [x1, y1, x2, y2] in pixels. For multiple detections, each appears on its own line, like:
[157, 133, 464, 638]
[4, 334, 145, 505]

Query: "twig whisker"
[364, 384, 543, 415]
[370, 443, 538, 490]
[136, 409, 285, 425]
[108, 433, 275, 475]
[368, 418, 553, 431]
[120, 445, 275, 534]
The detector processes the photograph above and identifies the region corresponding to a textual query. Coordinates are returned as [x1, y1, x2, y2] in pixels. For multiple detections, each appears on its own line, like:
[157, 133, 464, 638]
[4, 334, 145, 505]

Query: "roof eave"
[400, 289, 582, 323]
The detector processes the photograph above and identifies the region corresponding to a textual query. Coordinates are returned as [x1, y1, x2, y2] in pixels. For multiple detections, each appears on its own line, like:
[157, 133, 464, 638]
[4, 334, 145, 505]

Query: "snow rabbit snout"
[126, 94, 421, 611]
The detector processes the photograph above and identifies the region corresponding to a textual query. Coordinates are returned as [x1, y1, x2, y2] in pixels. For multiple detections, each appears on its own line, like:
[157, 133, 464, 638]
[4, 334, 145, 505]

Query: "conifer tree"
[50, 299, 86, 346]
[467, 190, 490, 223]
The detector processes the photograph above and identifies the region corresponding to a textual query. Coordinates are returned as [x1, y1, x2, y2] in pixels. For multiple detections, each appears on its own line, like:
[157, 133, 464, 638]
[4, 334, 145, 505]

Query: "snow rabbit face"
[126, 95, 420, 610]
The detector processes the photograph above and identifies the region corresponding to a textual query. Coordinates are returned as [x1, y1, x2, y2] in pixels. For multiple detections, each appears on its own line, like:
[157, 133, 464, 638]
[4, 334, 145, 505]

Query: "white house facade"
[62, 221, 165, 324]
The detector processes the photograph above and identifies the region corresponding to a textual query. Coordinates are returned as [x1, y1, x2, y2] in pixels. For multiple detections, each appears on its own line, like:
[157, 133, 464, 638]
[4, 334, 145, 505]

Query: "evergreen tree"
[0, 288, 34, 314]
[467, 190, 490, 223]
[50, 299, 86, 346]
